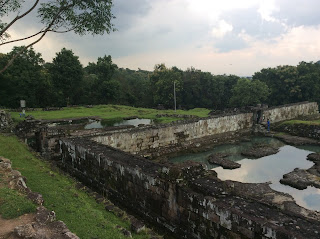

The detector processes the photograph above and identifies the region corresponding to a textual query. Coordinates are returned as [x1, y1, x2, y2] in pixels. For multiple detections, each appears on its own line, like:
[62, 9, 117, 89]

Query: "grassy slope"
[0, 134, 149, 239]
[280, 119, 320, 126]
[0, 187, 37, 219]
[10, 105, 210, 123]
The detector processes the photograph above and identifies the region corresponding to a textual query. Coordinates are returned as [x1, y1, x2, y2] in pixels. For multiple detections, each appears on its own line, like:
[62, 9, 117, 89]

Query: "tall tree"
[0, 0, 115, 73]
[49, 48, 84, 106]
[229, 78, 270, 107]
[150, 64, 183, 109]
[85, 55, 119, 104]
[0, 46, 54, 107]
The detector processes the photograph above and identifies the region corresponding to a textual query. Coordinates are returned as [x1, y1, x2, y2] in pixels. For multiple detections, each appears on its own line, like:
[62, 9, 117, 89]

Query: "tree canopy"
[0, 0, 115, 73]
[1, 45, 320, 110]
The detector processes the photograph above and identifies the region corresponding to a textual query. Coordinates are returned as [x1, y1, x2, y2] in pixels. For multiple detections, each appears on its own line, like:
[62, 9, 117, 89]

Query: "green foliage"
[253, 61, 320, 106]
[38, 0, 115, 35]
[150, 64, 183, 108]
[0, 47, 55, 108]
[229, 78, 270, 107]
[0, 187, 37, 219]
[114, 68, 152, 107]
[0, 134, 149, 239]
[49, 48, 84, 106]
[84, 55, 119, 104]
[0, 1, 115, 73]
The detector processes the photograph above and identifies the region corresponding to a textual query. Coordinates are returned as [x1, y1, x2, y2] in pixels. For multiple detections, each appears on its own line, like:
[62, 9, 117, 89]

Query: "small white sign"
[20, 100, 26, 108]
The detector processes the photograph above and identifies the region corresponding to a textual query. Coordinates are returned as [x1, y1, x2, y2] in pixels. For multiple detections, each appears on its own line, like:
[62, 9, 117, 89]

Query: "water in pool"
[170, 137, 320, 211]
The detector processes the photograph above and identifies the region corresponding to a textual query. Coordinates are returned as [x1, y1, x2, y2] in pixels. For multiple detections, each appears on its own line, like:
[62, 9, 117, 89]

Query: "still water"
[170, 137, 320, 211]
[84, 118, 153, 129]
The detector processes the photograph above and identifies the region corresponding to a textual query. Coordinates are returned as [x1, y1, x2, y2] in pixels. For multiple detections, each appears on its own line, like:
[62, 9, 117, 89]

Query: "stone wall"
[0, 110, 12, 131]
[59, 138, 320, 239]
[91, 113, 253, 156]
[263, 102, 318, 123]
[90, 102, 318, 156]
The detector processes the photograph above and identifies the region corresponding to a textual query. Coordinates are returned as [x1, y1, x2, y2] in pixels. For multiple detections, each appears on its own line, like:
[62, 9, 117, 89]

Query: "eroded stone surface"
[280, 152, 320, 190]
[207, 153, 240, 169]
[280, 168, 320, 190]
[241, 143, 279, 158]
[0, 110, 13, 132]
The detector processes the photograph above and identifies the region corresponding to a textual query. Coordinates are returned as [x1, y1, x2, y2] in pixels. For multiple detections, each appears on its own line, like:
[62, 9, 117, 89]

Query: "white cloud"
[113, 24, 320, 76]
[258, 0, 279, 22]
[1, 0, 320, 76]
[211, 20, 233, 38]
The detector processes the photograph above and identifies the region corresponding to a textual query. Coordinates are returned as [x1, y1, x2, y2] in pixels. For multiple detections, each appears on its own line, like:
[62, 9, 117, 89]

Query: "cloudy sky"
[2, 0, 320, 76]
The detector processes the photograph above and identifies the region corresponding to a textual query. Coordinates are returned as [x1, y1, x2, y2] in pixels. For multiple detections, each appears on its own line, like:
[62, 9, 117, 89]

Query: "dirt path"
[0, 214, 35, 239]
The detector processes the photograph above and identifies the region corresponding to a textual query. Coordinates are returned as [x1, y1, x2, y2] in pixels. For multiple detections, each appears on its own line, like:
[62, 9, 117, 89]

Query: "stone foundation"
[0, 110, 12, 132]
[59, 138, 320, 239]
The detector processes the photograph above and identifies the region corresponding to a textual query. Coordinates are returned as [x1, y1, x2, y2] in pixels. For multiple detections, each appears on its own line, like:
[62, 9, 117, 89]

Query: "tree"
[0, 0, 115, 73]
[0, 46, 55, 107]
[253, 66, 302, 105]
[229, 78, 270, 107]
[84, 55, 119, 104]
[150, 64, 183, 109]
[49, 48, 84, 106]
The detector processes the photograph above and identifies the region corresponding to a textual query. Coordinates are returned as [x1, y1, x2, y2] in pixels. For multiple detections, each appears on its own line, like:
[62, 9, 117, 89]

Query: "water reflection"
[84, 118, 153, 129]
[169, 137, 320, 211]
[170, 137, 285, 169]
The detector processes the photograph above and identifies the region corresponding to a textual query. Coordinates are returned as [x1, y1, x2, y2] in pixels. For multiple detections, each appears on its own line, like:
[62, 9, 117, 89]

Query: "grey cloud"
[273, 0, 320, 27]
[211, 7, 287, 53]
[112, 0, 152, 30]
[223, 7, 286, 40]
[213, 33, 248, 53]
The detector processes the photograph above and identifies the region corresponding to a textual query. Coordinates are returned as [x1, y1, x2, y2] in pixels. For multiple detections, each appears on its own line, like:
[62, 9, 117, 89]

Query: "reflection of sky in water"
[170, 138, 320, 211]
[84, 118, 153, 129]
[170, 137, 286, 169]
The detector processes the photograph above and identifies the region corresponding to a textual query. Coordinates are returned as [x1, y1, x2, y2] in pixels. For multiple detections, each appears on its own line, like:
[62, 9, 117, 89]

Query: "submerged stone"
[280, 168, 320, 190]
[280, 152, 320, 190]
[207, 153, 241, 169]
[241, 143, 279, 158]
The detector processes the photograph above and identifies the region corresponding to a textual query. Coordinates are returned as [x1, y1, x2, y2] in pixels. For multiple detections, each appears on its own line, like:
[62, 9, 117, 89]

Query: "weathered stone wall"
[0, 110, 12, 131]
[59, 138, 320, 239]
[90, 102, 318, 156]
[263, 102, 318, 123]
[91, 113, 253, 155]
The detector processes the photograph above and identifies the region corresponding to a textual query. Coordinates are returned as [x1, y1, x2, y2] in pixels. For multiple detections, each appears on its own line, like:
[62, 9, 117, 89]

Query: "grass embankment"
[0, 184, 37, 219]
[0, 134, 150, 239]
[280, 119, 320, 126]
[10, 105, 210, 124]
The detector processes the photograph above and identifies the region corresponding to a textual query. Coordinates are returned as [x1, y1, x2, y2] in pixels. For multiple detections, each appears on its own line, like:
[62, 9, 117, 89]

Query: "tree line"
[0, 46, 319, 110]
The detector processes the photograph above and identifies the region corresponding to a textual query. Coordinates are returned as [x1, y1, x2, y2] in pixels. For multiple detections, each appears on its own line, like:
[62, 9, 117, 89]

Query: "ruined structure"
[0, 110, 12, 132]
[16, 101, 320, 239]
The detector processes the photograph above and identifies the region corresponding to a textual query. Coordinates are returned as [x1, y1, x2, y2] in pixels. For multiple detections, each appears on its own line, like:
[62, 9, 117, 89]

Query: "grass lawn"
[0, 186, 37, 219]
[280, 119, 320, 126]
[0, 134, 150, 239]
[10, 105, 210, 124]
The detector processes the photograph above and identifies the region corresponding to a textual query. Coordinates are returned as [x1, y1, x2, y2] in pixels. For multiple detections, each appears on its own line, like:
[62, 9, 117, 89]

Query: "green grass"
[280, 119, 320, 126]
[0, 134, 150, 239]
[10, 105, 210, 123]
[0, 187, 37, 219]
